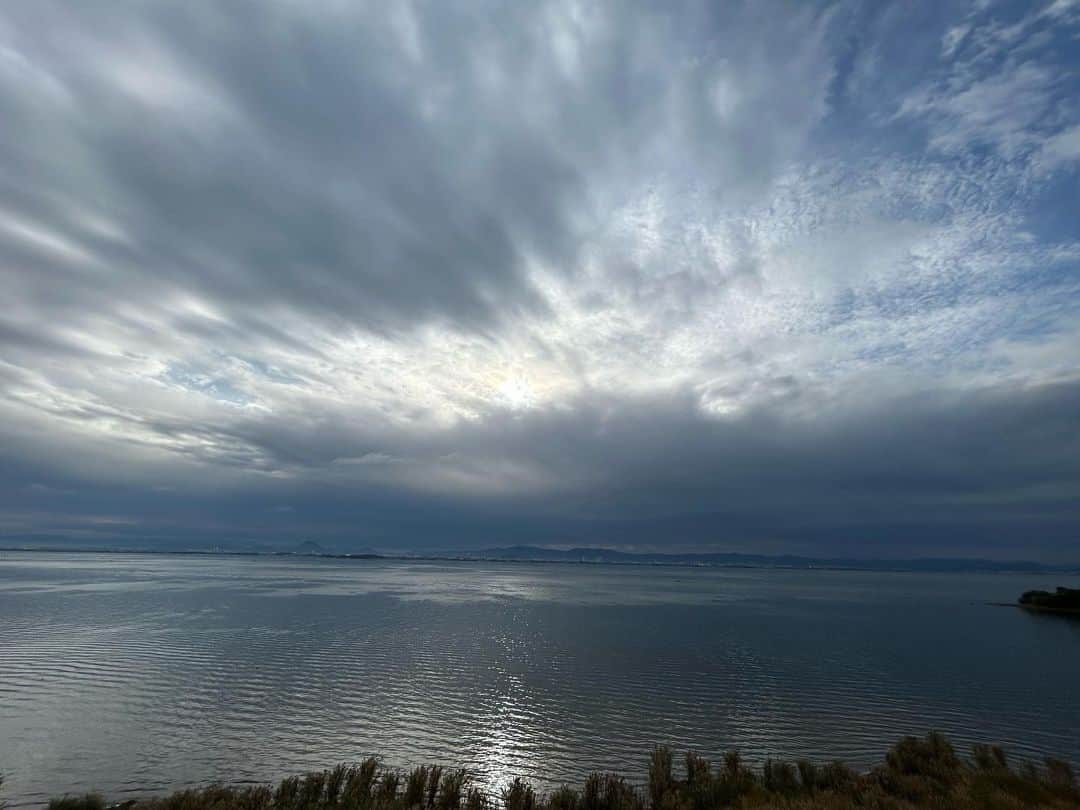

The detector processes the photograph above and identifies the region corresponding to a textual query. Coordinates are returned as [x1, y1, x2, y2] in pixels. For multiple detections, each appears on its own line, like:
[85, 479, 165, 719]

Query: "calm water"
[1, 552, 1078, 806]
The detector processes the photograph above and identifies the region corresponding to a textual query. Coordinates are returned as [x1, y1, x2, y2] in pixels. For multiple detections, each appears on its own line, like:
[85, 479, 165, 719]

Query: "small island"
[1019, 587, 1080, 615]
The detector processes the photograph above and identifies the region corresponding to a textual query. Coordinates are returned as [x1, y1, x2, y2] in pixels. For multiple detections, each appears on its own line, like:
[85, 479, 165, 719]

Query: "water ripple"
[1, 552, 1077, 807]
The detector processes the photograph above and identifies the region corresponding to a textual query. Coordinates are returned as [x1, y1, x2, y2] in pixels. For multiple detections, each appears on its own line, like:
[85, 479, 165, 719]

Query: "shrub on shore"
[23, 733, 1080, 810]
[47, 797, 105, 810]
[1019, 586, 1080, 612]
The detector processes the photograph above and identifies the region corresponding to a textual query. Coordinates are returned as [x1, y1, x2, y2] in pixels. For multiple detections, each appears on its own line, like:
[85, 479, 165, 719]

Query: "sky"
[1, 0, 1079, 559]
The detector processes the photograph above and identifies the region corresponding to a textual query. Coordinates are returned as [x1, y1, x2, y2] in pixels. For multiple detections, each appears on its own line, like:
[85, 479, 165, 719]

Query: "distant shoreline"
[987, 600, 1080, 617]
[1019, 603, 1080, 616]
[1, 545, 1078, 575]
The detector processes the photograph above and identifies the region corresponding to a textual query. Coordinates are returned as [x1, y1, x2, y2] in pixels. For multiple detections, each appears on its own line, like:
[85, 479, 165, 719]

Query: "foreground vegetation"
[15, 733, 1080, 810]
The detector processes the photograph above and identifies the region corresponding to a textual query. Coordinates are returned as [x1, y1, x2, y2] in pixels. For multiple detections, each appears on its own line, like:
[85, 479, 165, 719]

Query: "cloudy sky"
[1, 0, 1079, 559]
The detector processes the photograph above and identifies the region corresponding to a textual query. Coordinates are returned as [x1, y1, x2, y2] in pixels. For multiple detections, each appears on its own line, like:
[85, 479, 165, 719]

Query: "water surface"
[1, 552, 1077, 806]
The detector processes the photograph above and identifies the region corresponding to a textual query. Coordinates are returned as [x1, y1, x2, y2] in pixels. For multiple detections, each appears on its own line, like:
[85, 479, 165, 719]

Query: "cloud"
[894, 0, 1079, 158]
[1037, 123, 1080, 169]
[0, 0, 1079, 558]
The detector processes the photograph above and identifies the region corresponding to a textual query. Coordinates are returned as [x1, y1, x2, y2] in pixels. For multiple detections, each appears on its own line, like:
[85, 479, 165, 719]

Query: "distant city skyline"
[1, 1, 1079, 559]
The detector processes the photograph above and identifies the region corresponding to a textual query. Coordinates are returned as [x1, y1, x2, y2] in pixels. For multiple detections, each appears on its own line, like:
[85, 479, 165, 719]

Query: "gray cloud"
[1, 0, 1079, 559]
[5, 377, 1078, 558]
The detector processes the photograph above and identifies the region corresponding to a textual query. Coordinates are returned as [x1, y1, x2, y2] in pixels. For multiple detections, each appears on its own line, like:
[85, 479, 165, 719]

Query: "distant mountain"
[443, 545, 1079, 573]
[288, 540, 383, 559]
[294, 540, 327, 555]
[2, 539, 1074, 572]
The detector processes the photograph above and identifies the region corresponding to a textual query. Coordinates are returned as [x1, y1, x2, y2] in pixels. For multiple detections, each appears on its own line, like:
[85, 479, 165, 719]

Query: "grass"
[6, 733, 1075, 810]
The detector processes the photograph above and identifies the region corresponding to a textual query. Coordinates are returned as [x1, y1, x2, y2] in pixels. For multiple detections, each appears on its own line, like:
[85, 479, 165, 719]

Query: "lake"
[0, 552, 1077, 806]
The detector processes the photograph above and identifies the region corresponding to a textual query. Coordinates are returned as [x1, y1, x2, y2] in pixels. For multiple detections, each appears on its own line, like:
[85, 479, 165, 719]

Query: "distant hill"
[295, 540, 327, 555]
[2, 540, 1075, 573]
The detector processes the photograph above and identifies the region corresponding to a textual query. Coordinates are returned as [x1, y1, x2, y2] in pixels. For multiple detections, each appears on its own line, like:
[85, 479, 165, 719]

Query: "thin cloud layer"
[1, 0, 1078, 558]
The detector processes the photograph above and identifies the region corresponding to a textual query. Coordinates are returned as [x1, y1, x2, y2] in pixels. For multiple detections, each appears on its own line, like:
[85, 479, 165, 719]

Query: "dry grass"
[21, 733, 1079, 810]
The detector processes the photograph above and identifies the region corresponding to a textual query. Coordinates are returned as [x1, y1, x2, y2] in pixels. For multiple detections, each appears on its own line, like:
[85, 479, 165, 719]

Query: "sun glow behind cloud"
[0, 0, 1078, 555]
